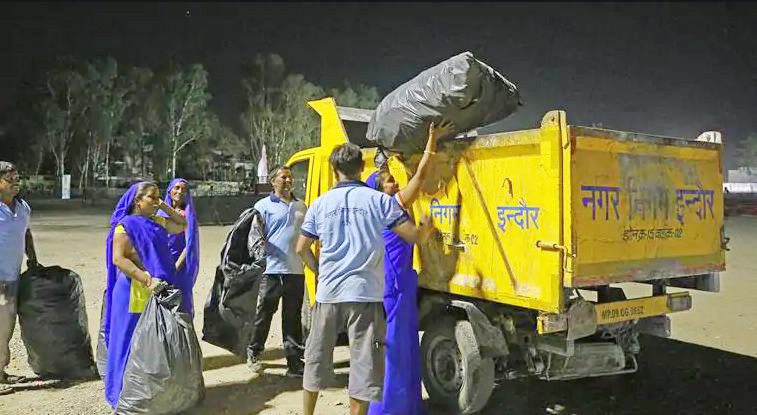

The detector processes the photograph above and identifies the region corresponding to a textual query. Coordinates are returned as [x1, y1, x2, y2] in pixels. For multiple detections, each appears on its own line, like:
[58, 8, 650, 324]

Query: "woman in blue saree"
[103, 181, 187, 408]
[159, 178, 200, 316]
[367, 122, 447, 415]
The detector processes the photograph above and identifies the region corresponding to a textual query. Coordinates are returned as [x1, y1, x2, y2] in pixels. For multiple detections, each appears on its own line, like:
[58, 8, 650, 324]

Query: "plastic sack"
[116, 283, 205, 415]
[202, 207, 266, 357]
[366, 51, 520, 160]
[202, 266, 261, 357]
[17, 265, 97, 379]
[96, 289, 107, 378]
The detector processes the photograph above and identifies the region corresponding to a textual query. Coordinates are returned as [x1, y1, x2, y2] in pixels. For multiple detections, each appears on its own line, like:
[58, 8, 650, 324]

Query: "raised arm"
[390, 215, 433, 244]
[397, 121, 454, 206]
[157, 199, 187, 234]
[175, 248, 187, 271]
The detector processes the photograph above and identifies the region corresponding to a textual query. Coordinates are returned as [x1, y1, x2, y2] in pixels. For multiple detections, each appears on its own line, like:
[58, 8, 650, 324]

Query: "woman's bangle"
[424, 150, 436, 155]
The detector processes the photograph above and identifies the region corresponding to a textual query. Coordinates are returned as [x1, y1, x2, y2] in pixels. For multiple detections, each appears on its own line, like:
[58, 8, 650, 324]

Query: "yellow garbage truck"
[288, 97, 726, 414]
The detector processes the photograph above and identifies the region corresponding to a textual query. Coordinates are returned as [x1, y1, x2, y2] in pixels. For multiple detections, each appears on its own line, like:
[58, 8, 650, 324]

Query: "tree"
[737, 133, 757, 174]
[73, 57, 137, 191]
[330, 81, 379, 110]
[41, 57, 90, 179]
[275, 74, 326, 162]
[240, 53, 326, 166]
[240, 53, 286, 164]
[7, 52, 380, 189]
[117, 66, 158, 179]
[240, 57, 382, 166]
[0, 80, 48, 176]
[157, 63, 212, 178]
[186, 112, 245, 181]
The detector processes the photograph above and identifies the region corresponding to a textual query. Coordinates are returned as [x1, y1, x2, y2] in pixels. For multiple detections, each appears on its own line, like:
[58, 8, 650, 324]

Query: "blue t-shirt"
[300, 181, 408, 303]
[0, 197, 31, 282]
[255, 193, 307, 275]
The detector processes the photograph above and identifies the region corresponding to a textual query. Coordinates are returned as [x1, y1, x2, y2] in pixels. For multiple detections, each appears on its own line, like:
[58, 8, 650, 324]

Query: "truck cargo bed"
[404, 111, 724, 313]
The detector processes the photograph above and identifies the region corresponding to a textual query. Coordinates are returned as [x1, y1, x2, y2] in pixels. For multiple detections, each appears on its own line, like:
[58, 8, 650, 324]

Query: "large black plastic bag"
[17, 265, 97, 379]
[366, 51, 520, 159]
[116, 283, 205, 415]
[202, 207, 266, 357]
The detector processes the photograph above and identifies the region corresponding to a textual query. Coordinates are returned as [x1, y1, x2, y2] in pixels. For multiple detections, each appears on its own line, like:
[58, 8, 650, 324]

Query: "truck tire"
[421, 318, 495, 414]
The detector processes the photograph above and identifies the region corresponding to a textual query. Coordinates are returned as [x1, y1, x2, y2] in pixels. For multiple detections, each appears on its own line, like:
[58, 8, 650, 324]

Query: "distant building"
[728, 167, 757, 183]
[235, 161, 256, 180]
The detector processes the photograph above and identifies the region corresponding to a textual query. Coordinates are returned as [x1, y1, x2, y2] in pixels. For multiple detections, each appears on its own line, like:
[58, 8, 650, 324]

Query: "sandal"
[0, 372, 29, 384]
[0, 385, 13, 395]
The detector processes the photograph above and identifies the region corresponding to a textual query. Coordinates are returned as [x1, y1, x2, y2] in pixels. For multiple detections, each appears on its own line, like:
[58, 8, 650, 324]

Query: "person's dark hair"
[269, 165, 291, 183]
[0, 161, 16, 178]
[130, 181, 158, 213]
[329, 143, 363, 178]
[374, 168, 393, 192]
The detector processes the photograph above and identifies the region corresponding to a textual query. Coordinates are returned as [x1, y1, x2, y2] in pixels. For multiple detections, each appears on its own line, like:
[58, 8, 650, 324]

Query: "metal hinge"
[536, 240, 575, 273]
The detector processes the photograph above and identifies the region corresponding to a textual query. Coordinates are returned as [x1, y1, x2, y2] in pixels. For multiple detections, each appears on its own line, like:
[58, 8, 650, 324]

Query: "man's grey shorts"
[303, 302, 386, 402]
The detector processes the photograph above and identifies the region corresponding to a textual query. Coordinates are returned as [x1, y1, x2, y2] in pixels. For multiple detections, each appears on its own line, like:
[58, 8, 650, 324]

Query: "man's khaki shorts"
[302, 302, 386, 402]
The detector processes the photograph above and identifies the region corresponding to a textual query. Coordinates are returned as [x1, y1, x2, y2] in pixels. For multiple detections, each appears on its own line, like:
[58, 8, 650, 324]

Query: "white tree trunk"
[34, 147, 44, 176]
[105, 140, 111, 188]
[78, 145, 91, 193]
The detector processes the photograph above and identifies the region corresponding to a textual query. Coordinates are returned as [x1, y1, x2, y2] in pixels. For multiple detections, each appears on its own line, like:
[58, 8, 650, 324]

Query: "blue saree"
[366, 172, 425, 415]
[103, 183, 178, 408]
[158, 178, 200, 316]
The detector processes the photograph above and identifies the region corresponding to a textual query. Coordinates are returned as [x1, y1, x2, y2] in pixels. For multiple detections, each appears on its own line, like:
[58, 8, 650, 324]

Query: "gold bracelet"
[424, 150, 436, 155]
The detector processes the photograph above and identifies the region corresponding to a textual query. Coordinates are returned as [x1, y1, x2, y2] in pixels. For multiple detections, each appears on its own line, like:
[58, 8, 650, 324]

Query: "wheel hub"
[429, 337, 463, 393]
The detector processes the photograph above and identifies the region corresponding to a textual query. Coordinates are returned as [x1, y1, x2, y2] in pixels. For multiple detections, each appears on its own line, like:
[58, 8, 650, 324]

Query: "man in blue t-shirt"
[297, 144, 431, 415]
[0, 161, 37, 395]
[247, 165, 308, 377]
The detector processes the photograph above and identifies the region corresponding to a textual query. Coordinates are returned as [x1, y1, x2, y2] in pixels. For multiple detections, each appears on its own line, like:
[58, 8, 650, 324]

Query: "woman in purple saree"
[159, 178, 200, 316]
[103, 181, 187, 408]
[367, 122, 446, 415]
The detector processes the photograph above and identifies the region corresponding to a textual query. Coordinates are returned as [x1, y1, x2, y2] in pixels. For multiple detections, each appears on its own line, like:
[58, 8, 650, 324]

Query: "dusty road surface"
[0, 203, 755, 415]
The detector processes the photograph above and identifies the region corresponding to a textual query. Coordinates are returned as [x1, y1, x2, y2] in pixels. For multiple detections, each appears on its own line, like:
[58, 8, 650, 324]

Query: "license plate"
[594, 295, 669, 325]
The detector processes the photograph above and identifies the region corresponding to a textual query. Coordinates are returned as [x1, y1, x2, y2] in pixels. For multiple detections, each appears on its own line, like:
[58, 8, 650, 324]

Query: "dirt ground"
[0, 203, 755, 415]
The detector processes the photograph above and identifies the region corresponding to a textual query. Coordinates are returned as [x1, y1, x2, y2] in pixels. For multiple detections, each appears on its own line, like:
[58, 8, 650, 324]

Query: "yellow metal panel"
[568, 130, 725, 286]
[594, 295, 669, 325]
[307, 98, 348, 197]
[286, 149, 318, 305]
[308, 98, 349, 148]
[412, 127, 564, 313]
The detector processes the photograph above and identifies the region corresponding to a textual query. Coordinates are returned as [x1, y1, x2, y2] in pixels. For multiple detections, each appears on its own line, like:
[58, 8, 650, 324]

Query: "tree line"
[0, 53, 379, 192]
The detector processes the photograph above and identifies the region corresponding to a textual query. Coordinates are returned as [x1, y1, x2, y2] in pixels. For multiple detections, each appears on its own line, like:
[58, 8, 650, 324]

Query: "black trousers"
[248, 274, 305, 359]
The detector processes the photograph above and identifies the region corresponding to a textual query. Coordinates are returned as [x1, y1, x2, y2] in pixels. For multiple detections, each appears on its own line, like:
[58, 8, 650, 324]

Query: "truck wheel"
[421, 318, 495, 414]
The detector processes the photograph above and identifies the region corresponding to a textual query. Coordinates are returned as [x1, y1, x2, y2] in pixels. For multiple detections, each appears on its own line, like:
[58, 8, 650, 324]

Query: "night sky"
[2, 2, 756, 167]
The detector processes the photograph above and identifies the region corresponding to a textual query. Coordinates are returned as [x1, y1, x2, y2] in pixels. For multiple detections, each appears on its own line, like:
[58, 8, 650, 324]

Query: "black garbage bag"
[116, 283, 205, 415]
[366, 51, 520, 163]
[202, 207, 266, 357]
[17, 265, 97, 380]
[96, 289, 107, 378]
